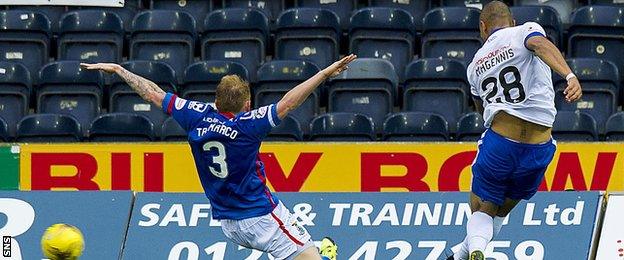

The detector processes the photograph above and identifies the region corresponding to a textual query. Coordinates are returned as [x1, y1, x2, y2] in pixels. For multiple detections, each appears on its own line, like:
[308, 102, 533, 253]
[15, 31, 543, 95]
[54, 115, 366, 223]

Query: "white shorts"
[220, 202, 315, 260]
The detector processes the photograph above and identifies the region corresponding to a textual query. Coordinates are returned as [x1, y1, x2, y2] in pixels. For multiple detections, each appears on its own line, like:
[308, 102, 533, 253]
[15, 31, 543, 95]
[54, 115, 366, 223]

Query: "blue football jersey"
[162, 93, 281, 220]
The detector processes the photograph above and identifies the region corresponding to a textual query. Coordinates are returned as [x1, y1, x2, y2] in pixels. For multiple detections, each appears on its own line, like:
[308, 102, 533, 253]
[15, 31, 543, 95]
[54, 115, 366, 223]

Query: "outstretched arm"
[80, 63, 166, 108]
[276, 54, 357, 119]
[526, 36, 582, 103]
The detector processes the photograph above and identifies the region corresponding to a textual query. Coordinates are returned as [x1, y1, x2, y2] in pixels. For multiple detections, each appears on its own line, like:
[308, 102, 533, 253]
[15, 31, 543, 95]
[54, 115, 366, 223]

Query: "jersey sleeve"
[467, 65, 480, 100]
[522, 22, 547, 49]
[238, 103, 282, 140]
[161, 93, 211, 132]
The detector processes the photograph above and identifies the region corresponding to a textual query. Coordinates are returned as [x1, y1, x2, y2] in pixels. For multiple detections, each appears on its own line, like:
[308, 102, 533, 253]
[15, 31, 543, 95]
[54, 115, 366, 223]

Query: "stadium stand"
[16, 113, 82, 142]
[89, 113, 155, 142]
[309, 112, 375, 141]
[0, 10, 51, 82]
[7, 5, 66, 33]
[181, 60, 249, 103]
[297, 0, 354, 31]
[591, 0, 624, 5]
[202, 8, 269, 82]
[403, 58, 469, 132]
[368, 0, 429, 30]
[0, 117, 9, 142]
[0, 62, 31, 138]
[58, 10, 124, 63]
[456, 112, 486, 141]
[349, 7, 416, 82]
[275, 8, 341, 69]
[68, 0, 141, 32]
[36, 61, 104, 136]
[441, 0, 498, 7]
[161, 117, 187, 141]
[605, 112, 624, 141]
[110, 61, 176, 131]
[150, 0, 212, 26]
[326, 58, 397, 132]
[421, 7, 482, 65]
[552, 111, 598, 141]
[382, 112, 449, 141]
[222, 0, 284, 22]
[510, 5, 561, 47]
[515, 0, 579, 25]
[266, 115, 304, 141]
[255, 60, 320, 134]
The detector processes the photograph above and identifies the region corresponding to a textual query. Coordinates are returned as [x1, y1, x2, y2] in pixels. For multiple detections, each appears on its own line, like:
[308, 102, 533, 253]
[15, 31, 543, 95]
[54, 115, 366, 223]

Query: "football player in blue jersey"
[81, 54, 355, 260]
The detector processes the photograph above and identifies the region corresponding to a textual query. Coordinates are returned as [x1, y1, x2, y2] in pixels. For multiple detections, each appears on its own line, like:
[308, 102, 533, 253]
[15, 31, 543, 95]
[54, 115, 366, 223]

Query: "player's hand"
[322, 54, 357, 78]
[563, 77, 582, 103]
[80, 63, 122, 74]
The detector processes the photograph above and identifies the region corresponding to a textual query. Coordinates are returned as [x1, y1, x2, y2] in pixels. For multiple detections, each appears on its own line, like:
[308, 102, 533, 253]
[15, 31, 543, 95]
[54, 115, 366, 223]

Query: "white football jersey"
[467, 22, 556, 128]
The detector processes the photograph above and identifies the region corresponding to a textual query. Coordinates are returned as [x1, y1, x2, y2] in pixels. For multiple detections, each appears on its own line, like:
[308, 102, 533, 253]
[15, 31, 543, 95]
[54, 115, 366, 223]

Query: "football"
[41, 223, 84, 260]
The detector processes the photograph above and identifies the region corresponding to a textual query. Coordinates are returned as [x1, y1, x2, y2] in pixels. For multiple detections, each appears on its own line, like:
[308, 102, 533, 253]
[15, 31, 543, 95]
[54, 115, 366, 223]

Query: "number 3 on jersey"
[481, 66, 526, 104]
[203, 141, 229, 178]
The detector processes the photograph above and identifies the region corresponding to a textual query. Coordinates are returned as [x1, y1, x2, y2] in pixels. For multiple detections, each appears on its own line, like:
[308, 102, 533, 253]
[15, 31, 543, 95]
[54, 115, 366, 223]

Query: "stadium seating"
[69, 0, 140, 32]
[181, 61, 249, 103]
[441, 0, 497, 7]
[16, 114, 82, 142]
[296, 0, 354, 30]
[58, 10, 124, 63]
[511, 5, 561, 47]
[552, 111, 598, 141]
[591, 0, 624, 5]
[403, 58, 469, 132]
[7, 5, 65, 33]
[36, 61, 104, 136]
[202, 8, 269, 82]
[456, 112, 485, 141]
[309, 113, 375, 141]
[515, 0, 578, 24]
[382, 112, 449, 141]
[326, 58, 398, 131]
[150, 0, 212, 26]
[223, 0, 284, 21]
[130, 10, 196, 83]
[349, 7, 416, 82]
[110, 61, 176, 130]
[0, 11, 51, 81]
[422, 7, 481, 65]
[266, 115, 303, 141]
[568, 5, 624, 85]
[0, 117, 9, 142]
[275, 8, 341, 68]
[89, 113, 155, 142]
[161, 117, 187, 141]
[0, 62, 31, 138]
[255, 60, 320, 133]
[368, 0, 429, 30]
[553, 58, 619, 133]
[605, 112, 624, 141]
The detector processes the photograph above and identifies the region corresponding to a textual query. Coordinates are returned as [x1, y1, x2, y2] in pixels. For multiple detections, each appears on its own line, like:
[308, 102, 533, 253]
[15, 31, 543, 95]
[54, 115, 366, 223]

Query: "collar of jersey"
[218, 111, 236, 119]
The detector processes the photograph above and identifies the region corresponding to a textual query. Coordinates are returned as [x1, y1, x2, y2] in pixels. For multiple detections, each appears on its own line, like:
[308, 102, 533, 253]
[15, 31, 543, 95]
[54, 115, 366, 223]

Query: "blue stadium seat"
[58, 11, 124, 63]
[0, 62, 31, 138]
[16, 114, 81, 142]
[70, 0, 141, 32]
[422, 7, 481, 65]
[326, 58, 398, 132]
[297, 0, 354, 30]
[515, 0, 579, 25]
[182, 61, 249, 103]
[568, 6, 624, 87]
[309, 113, 375, 141]
[382, 112, 449, 141]
[0, 117, 9, 142]
[37, 61, 104, 136]
[150, 0, 212, 25]
[0, 11, 51, 81]
[591, 0, 624, 6]
[256, 60, 320, 134]
[511, 6, 562, 47]
[605, 112, 624, 141]
[441, 0, 496, 7]
[275, 8, 340, 68]
[7, 5, 65, 33]
[369, 0, 429, 30]
[89, 113, 155, 142]
[130, 10, 196, 83]
[456, 112, 485, 141]
[223, 0, 284, 21]
[266, 115, 303, 141]
[553, 58, 619, 133]
[202, 8, 269, 82]
[349, 8, 415, 82]
[162, 117, 187, 141]
[110, 61, 176, 131]
[552, 111, 598, 141]
[403, 58, 468, 132]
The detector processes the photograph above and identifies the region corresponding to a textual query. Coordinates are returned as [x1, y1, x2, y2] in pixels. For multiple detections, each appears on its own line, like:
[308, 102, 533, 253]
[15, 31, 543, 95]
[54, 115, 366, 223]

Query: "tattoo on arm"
[116, 68, 165, 103]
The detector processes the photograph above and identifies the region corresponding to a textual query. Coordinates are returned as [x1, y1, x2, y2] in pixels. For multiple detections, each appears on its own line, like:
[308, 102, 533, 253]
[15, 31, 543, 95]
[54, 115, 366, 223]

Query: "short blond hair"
[215, 75, 251, 113]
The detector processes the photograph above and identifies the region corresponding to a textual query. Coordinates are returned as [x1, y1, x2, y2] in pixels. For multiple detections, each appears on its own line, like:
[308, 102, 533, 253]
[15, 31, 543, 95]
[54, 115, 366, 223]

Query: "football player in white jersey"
[447, 2, 582, 260]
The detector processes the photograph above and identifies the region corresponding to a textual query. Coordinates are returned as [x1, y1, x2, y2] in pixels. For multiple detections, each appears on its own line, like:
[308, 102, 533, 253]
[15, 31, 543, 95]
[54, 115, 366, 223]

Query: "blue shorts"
[471, 129, 556, 206]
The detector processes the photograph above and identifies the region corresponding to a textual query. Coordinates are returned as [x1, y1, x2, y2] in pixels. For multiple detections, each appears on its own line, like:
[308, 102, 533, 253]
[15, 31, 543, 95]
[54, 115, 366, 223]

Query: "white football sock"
[453, 213, 500, 259]
[466, 211, 494, 253]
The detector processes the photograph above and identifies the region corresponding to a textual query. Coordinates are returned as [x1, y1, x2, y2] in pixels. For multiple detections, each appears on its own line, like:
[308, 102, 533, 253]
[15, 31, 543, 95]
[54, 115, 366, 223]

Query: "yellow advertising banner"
[19, 142, 624, 192]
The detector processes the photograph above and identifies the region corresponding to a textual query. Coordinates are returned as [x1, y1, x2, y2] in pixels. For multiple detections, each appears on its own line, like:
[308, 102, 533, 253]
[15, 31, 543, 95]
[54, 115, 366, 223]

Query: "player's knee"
[293, 247, 322, 260]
